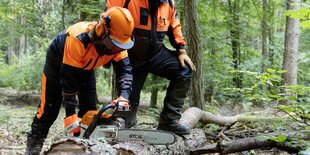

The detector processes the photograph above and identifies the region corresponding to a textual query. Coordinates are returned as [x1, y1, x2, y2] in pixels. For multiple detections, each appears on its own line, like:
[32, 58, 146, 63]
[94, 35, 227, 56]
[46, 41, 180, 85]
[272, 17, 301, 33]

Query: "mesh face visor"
[94, 33, 125, 56]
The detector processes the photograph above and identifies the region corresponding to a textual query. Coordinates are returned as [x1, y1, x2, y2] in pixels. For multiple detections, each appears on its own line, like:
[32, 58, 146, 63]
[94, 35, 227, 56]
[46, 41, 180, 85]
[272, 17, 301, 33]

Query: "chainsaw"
[67, 101, 176, 145]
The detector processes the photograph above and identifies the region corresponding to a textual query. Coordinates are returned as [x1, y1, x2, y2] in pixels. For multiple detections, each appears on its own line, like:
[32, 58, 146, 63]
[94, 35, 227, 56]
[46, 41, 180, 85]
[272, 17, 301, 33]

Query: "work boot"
[157, 122, 191, 135]
[158, 79, 191, 135]
[25, 133, 44, 155]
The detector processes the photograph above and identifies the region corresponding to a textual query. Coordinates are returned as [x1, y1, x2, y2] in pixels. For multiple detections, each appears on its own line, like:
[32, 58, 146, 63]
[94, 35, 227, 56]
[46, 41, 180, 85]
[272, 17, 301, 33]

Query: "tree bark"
[45, 129, 207, 155]
[44, 107, 307, 155]
[261, 0, 269, 73]
[282, 0, 300, 86]
[150, 75, 158, 108]
[184, 0, 205, 109]
[190, 132, 306, 154]
[80, 0, 87, 21]
[268, 0, 275, 67]
[111, 71, 118, 100]
[228, 0, 242, 88]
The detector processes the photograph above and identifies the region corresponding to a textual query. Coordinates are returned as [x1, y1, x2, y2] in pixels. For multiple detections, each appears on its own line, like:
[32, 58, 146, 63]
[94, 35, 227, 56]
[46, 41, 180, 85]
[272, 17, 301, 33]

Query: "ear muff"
[103, 16, 111, 30]
[95, 16, 111, 39]
[95, 21, 105, 38]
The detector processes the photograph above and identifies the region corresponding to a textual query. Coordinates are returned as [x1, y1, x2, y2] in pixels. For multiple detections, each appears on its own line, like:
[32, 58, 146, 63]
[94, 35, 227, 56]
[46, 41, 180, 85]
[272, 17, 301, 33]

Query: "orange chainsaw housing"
[80, 110, 112, 126]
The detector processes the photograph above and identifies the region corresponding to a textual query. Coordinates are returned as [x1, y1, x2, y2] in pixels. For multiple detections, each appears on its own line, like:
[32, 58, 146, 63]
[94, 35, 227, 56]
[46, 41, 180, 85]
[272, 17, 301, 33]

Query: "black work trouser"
[28, 43, 97, 138]
[129, 46, 192, 125]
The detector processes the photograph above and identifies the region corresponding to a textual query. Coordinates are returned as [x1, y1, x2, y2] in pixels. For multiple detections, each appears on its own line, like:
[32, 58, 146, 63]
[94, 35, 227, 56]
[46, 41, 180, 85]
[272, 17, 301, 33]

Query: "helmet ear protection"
[95, 16, 111, 39]
[94, 7, 135, 55]
[103, 16, 111, 33]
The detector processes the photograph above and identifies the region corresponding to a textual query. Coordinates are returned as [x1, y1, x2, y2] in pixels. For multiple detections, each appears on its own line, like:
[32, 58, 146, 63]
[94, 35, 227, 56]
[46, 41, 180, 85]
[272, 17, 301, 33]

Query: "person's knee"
[176, 67, 192, 81]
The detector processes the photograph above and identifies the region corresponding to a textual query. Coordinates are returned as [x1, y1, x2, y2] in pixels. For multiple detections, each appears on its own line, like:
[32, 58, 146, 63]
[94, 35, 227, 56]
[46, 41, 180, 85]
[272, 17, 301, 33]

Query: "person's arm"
[167, 6, 196, 71]
[111, 50, 133, 99]
[167, 6, 186, 51]
[60, 36, 86, 121]
[60, 36, 86, 95]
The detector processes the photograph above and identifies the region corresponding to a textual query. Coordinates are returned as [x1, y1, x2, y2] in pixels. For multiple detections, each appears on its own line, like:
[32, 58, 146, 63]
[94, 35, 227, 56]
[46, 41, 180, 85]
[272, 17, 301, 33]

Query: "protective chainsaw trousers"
[28, 42, 97, 139]
[122, 45, 192, 127]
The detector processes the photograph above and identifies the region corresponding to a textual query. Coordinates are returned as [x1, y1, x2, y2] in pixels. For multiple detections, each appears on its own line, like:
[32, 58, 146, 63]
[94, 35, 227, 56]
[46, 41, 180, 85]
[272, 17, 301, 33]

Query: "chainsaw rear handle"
[83, 103, 118, 139]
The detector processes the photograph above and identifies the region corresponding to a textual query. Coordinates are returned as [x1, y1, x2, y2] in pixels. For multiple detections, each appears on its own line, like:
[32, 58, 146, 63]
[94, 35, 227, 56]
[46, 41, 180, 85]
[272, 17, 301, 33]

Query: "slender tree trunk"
[261, 0, 269, 73]
[36, 0, 45, 38]
[184, 0, 205, 109]
[282, 0, 300, 86]
[268, 0, 275, 67]
[112, 71, 118, 100]
[80, 0, 87, 21]
[62, 0, 66, 30]
[19, 35, 26, 59]
[150, 75, 158, 108]
[7, 0, 14, 65]
[228, 0, 242, 88]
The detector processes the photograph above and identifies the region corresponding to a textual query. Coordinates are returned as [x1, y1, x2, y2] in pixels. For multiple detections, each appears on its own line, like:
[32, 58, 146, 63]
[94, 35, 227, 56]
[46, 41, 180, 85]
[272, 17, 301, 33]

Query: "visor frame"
[110, 35, 135, 50]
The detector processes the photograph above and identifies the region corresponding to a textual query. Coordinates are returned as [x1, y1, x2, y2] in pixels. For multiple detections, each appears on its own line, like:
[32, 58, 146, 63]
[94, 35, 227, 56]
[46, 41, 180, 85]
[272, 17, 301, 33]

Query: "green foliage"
[225, 68, 310, 128]
[284, 5, 310, 29]
[267, 134, 287, 142]
[0, 51, 45, 90]
[95, 67, 113, 97]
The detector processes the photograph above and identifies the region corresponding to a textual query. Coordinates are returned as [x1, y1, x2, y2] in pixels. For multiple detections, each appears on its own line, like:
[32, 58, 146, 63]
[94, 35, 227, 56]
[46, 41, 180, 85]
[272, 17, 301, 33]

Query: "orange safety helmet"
[95, 7, 134, 50]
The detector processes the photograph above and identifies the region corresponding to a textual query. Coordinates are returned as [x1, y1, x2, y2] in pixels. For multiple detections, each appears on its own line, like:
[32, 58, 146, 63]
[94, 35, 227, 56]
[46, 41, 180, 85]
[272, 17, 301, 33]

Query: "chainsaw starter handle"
[83, 103, 118, 139]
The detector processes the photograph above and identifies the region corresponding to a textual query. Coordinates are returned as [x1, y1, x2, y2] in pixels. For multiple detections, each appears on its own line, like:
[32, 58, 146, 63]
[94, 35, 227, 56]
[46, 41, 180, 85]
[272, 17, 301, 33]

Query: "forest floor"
[0, 88, 164, 155]
[0, 87, 304, 155]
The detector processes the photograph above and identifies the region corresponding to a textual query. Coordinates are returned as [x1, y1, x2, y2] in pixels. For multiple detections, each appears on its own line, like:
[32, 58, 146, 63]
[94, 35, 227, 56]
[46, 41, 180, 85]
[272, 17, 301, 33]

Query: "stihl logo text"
[129, 134, 142, 139]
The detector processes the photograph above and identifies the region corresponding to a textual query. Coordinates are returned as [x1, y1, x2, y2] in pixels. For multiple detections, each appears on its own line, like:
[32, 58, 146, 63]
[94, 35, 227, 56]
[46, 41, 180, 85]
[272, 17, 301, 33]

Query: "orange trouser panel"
[36, 73, 46, 119]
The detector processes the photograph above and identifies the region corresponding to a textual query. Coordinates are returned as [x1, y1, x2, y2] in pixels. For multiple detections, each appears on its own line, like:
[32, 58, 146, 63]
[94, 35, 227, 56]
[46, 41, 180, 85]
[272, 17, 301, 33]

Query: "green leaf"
[301, 21, 310, 29]
[268, 134, 287, 142]
[287, 95, 297, 101]
[277, 134, 287, 142]
[267, 68, 276, 73]
[279, 105, 294, 113]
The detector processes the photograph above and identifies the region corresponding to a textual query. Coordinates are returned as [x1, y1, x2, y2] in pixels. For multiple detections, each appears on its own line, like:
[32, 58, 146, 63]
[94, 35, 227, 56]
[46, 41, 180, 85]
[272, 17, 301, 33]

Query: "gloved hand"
[112, 96, 130, 111]
[64, 114, 81, 136]
[177, 49, 196, 71]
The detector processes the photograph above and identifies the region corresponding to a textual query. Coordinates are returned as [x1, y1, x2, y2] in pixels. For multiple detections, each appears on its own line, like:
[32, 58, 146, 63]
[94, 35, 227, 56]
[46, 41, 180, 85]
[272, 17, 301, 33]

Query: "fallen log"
[44, 107, 307, 155]
[190, 131, 309, 154]
[179, 107, 282, 127]
[45, 129, 206, 155]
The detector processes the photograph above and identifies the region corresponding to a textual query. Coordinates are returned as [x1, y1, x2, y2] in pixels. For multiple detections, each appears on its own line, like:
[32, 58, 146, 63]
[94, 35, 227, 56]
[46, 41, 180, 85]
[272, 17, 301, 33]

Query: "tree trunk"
[268, 0, 275, 67]
[111, 71, 117, 100]
[282, 0, 300, 86]
[191, 132, 305, 154]
[228, 0, 242, 88]
[150, 75, 158, 108]
[184, 0, 205, 109]
[7, 43, 13, 65]
[19, 35, 26, 59]
[62, 0, 66, 30]
[261, 0, 269, 73]
[80, 0, 87, 21]
[7, 0, 15, 65]
[45, 107, 307, 154]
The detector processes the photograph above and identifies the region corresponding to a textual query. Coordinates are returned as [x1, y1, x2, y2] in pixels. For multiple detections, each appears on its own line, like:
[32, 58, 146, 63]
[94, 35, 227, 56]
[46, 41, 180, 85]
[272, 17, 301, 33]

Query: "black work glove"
[63, 94, 78, 117]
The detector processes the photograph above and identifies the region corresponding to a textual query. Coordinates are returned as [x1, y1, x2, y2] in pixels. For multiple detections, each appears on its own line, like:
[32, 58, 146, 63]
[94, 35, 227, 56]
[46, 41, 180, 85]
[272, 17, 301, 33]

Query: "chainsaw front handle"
[83, 103, 118, 139]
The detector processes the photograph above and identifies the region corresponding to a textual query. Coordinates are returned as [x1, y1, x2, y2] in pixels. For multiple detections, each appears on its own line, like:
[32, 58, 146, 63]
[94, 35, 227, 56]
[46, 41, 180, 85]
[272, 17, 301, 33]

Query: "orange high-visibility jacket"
[107, 0, 186, 59]
[49, 21, 132, 97]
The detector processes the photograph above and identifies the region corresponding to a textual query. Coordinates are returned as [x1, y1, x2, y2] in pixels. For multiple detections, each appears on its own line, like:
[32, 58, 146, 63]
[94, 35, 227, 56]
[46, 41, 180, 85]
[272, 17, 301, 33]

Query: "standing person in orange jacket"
[106, 0, 196, 135]
[25, 7, 134, 155]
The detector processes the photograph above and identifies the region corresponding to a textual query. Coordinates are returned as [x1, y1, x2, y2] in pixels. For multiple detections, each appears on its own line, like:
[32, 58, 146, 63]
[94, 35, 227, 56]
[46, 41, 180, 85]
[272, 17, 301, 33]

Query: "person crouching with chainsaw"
[25, 7, 134, 155]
